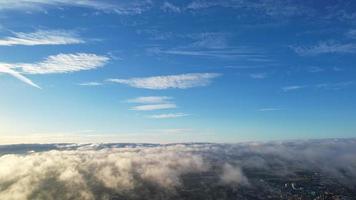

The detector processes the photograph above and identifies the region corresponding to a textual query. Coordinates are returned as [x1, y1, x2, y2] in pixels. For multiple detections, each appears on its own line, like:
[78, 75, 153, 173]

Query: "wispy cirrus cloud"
[282, 81, 354, 92]
[347, 29, 356, 39]
[0, 53, 109, 88]
[258, 108, 281, 112]
[315, 81, 354, 90]
[250, 73, 267, 79]
[149, 47, 265, 60]
[282, 85, 306, 92]
[0, 0, 152, 14]
[127, 96, 172, 104]
[127, 96, 178, 112]
[10, 53, 109, 74]
[187, 0, 313, 18]
[107, 73, 221, 90]
[78, 82, 103, 86]
[148, 113, 189, 119]
[130, 103, 177, 111]
[161, 2, 181, 13]
[292, 41, 356, 56]
[0, 65, 40, 89]
[0, 30, 84, 46]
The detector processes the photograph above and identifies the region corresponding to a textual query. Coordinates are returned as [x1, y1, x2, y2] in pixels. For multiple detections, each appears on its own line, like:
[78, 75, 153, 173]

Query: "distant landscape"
[1, 139, 355, 199]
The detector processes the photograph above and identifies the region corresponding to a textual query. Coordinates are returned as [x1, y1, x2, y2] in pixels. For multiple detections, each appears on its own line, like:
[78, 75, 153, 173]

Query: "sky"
[0, 0, 355, 144]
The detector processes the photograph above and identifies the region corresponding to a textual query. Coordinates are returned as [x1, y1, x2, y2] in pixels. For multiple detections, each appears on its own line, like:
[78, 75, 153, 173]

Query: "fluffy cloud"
[0, 30, 84, 46]
[1, 139, 356, 199]
[107, 73, 221, 90]
[220, 164, 249, 185]
[0, 145, 208, 200]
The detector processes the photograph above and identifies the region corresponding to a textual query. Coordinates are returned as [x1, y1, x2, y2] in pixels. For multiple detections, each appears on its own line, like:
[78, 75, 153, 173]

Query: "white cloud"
[0, 145, 208, 199]
[0, 30, 84, 46]
[161, 2, 181, 13]
[220, 164, 249, 185]
[107, 73, 221, 90]
[282, 82, 353, 92]
[190, 32, 229, 49]
[186, 0, 312, 18]
[292, 41, 356, 56]
[148, 113, 189, 119]
[315, 81, 354, 90]
[0, 0, 152, 14]
[130, 103, 177, 111]
[127, 96, 172, 104]
[282, 85, 305, 92]
[149, 47, 264, 60]
[0, 65, 40, 89]
[250, 73, 267, 79]
[0, 53, 108, 88]
[258, 108, 281, 112]
[78, 82, 103, 86]
[12, 53, 109, 74]
[347, 29, 356, 39]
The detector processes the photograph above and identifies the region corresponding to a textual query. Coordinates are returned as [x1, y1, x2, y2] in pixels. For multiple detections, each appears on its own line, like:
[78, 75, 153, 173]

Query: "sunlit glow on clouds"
[0, 139, 355, 199]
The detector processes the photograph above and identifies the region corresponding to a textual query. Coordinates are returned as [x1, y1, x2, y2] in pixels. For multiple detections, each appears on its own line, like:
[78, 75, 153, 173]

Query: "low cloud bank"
[0, 139, 356, 199]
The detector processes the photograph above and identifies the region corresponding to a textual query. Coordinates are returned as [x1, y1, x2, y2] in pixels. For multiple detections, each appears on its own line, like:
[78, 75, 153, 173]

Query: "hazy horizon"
[1, 1, 356, 199]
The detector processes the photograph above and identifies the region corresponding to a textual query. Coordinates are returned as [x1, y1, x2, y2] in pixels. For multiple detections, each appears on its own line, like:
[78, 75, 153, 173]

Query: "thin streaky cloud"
[148, 113, 189, 119]
[315, 81, 354, 90]
[258, 108, 281, 112]
[346, 29, 356, 39]
[10, 53, 109, 74]
[161, 2, 181, 13]
[282, 85, 306, 92]
[130, 103, 177, 111]
[127, 96, 172, 104]
[0, 65, 40, 89]
[78, 82, 103, 86]
[292, 41, 356, 56]
[186, 0, 313, 18]
[149, 47, 264, 59]
[107, 73, 221, 90]
[0, 30, 84, 46]
[250, 73, 267, 79]
[0, 0, 152, 15]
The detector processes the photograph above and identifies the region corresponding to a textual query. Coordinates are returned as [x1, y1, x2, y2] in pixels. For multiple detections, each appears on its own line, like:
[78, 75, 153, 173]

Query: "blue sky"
[0, 0, 355, 143]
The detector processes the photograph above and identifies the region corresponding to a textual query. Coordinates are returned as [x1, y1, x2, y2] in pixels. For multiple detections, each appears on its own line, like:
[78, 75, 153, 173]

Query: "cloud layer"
[1, 139, 356, 199]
